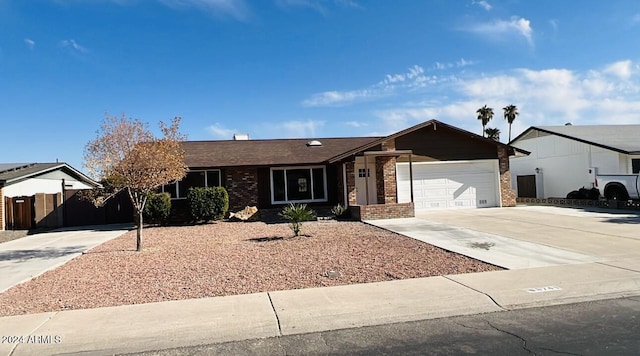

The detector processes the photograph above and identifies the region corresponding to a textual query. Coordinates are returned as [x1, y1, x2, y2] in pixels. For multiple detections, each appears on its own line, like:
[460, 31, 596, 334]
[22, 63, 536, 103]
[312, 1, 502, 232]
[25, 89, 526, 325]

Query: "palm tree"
[476, 105, 494, 137]
[485, 127, 500, 141]
[503, 104, 519, 142]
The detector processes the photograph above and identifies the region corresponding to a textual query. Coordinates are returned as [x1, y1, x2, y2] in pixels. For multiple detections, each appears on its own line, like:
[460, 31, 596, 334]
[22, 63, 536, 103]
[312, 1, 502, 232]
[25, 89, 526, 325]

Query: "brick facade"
[498, 146, 516, 207]
[381, 139, 396, 151]
[0, 187, 3, 231]
[225, 167, 259, 211]
[375, 156, 397, 204]
[344, 161, 357, 206]
[350, 203, 414, 220]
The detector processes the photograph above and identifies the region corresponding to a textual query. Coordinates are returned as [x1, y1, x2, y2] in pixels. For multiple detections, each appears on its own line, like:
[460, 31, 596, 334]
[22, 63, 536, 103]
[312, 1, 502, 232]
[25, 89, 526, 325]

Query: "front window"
[271, 166, 327, 204]
[632, 159, 640, 174]
[162, 169, 222, 199]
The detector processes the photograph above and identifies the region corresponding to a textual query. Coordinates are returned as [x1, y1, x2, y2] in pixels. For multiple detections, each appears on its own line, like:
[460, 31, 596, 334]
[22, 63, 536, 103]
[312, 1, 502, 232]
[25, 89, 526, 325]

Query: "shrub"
[331, 203, 349, 219]
[143, 192, 171, 225]
[279, 203, 316, 237]
[187, 186, 229, 222]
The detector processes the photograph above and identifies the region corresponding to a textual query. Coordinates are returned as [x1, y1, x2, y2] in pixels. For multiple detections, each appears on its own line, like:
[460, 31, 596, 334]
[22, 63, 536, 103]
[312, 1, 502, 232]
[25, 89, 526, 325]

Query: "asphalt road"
[126, 296, 640, 356]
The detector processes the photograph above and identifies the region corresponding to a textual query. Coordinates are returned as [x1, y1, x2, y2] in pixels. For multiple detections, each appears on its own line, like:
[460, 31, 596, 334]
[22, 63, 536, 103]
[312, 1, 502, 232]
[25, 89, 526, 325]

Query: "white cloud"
[603, 60, 633, 80]
[60, 39, 87, 52]
[472, 0, 491, 11]
[345, 120, 368, 127]
[158, 0, 250, 20]
[465, 16, 534, 47]
[302, 89, 378, 107]
[276, 0, 361, 14]
[207, 123, 237, 139]
[371, 60, 640, 140]
[434, 58, 476, 70]
[281, 119, 326, 137]
[302, 64, 449, 107]
[24, 38, 35, 49]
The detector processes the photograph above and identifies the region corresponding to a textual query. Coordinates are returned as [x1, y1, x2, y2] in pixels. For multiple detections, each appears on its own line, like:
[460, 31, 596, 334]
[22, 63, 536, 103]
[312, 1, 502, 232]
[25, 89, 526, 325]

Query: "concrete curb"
[4, 265, 640, 355]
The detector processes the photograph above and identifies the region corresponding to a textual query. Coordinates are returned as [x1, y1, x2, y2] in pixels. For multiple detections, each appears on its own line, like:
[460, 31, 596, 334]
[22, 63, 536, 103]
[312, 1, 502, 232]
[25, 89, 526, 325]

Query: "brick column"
[344, 161, 357, 206]
[376, 156, 397, 204]
[498, 147, 516, 207]
[225, 167, 258, 211]
[0, 186, 4, 231]
[381, 139, 396, 151]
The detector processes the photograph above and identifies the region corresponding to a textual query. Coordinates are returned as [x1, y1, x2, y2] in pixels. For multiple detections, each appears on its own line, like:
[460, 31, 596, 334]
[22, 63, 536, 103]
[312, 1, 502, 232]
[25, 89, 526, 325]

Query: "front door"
[355, 157, 377, 205]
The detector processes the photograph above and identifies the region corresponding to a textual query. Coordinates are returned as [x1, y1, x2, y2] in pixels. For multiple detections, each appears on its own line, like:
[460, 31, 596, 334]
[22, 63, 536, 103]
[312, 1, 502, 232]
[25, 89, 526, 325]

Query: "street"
[128, 296, 640, 356]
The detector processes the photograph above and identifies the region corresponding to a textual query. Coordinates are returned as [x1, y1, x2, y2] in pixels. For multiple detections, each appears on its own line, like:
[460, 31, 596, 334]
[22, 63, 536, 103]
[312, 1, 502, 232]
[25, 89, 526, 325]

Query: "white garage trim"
[397, 160, 500, 210]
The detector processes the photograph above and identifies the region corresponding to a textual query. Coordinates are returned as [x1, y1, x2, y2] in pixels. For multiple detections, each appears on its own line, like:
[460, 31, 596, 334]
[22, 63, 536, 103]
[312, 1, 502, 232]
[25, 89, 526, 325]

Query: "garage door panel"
[397, 161, 498, 210]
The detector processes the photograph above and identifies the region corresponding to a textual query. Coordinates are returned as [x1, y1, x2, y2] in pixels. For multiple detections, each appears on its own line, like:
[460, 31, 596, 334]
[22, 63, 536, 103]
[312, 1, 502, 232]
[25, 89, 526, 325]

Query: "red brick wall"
[498, 147, 516, 207]
[375, 156, 397, 204]
[344, 161, 357, 206]
[381, 139, 396, 151]
[349, 203, 414, 220]
[225, 167, 259, 211]
[0, 187, 4, 231]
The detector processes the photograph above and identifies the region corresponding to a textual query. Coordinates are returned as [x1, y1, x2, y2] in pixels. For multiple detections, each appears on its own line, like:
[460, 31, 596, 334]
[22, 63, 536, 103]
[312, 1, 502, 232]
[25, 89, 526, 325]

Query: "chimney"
[233, 133, 249, 140]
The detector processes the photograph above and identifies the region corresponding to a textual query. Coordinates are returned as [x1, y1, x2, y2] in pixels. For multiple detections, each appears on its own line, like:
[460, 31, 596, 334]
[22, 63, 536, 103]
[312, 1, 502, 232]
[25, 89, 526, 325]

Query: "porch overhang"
[361, 149, 414, 206]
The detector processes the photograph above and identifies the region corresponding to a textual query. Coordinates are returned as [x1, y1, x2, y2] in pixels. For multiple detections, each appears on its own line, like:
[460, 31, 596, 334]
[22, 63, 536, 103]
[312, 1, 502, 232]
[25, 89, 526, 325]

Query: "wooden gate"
[5, 196, 35, 230]
[516, 175, 537, 198]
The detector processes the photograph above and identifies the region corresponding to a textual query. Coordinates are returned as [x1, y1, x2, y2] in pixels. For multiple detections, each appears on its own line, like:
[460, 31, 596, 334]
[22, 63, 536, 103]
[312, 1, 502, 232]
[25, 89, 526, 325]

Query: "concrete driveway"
[367, 205, 640, 270]
[0, 224, 132, 293]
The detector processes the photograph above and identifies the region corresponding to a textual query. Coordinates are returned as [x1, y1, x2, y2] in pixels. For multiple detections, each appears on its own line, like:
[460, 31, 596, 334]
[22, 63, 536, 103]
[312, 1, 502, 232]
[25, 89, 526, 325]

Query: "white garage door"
[397, 160, 499, 211]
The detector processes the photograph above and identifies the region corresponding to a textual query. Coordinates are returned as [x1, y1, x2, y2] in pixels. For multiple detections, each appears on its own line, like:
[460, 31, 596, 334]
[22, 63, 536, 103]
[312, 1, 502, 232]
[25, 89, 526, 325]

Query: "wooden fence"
[4, 190, 133, 230]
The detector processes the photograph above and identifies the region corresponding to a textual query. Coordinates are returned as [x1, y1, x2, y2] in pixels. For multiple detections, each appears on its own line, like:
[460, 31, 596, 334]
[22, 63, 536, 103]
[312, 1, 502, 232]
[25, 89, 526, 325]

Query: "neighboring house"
[509, 125, 640, 199]
[0, 163, 100, 230]
[170, 120, 525, 220]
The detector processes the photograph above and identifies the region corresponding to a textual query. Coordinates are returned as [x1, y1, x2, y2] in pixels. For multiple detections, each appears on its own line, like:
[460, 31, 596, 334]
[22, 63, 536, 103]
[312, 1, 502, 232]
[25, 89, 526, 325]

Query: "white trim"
[494, 159, 502, 207]
[163, 169, 221, 199]
[395, 159, 498, 166]
[342, 163, 348, 207]
[270, 165, 328, 205]
[628, 155, 640, 174]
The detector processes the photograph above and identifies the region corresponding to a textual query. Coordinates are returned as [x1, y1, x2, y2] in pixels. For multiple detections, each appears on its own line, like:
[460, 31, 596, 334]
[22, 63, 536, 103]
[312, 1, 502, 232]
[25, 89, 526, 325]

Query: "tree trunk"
[136, 209, 143, 252]
[508, 125, 512, 142]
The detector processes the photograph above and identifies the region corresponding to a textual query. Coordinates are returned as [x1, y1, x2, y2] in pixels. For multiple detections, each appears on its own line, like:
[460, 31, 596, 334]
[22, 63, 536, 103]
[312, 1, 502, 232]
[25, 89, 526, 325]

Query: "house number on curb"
[524, 286, 562, 293]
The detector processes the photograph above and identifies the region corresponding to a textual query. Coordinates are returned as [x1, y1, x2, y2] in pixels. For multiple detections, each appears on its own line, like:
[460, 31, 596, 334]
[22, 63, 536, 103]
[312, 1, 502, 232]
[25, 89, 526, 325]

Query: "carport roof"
[511, 125, 640, 154]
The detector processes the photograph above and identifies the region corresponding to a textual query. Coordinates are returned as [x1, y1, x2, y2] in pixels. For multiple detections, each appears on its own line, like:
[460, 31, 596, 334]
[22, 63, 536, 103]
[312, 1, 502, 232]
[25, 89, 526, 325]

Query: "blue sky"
[1, 0, 640, 175]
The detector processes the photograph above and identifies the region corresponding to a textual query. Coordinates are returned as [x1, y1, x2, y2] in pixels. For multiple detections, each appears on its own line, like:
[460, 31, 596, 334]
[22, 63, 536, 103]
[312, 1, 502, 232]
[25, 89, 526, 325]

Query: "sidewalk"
[3, 207, 640, 355]
[3, 261, 640, 356]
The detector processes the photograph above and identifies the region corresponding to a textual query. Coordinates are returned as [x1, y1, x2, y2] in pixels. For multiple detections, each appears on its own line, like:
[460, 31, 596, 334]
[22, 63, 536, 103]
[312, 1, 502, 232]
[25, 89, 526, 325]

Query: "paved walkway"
[2, 206, 640, 355]
[0, 224, 132, 293]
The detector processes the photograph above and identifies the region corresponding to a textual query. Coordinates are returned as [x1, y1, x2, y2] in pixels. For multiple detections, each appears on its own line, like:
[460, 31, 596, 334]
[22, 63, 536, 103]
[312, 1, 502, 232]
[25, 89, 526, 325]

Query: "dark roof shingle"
[182, 137, 382, 167]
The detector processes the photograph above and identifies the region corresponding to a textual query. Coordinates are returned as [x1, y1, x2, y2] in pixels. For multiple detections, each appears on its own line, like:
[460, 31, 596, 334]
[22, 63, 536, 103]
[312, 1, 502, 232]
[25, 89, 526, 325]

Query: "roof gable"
[328, 120, 526, 163]
[0, 163, 99, 187]
[511, 125, 640, 154]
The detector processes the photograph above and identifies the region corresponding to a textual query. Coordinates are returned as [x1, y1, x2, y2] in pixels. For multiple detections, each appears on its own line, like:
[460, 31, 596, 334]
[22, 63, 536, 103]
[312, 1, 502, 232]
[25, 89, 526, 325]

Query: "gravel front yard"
[0, 221, 500, 316]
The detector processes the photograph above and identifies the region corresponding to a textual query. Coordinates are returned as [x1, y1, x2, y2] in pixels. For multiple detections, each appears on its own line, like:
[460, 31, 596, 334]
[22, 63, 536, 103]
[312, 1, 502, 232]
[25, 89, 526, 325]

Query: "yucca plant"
[331, 203, 348, 219]
[279, 203, 315, 236]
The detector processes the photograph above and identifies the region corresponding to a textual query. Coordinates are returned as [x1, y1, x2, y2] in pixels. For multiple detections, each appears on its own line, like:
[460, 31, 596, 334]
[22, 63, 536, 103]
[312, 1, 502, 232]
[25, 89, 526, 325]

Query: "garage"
[396, 160, 500, 211]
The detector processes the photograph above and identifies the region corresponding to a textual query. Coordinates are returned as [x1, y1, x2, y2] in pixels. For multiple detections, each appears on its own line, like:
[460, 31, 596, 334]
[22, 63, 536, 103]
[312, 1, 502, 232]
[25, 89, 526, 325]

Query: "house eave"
[512, 127, 630, 155]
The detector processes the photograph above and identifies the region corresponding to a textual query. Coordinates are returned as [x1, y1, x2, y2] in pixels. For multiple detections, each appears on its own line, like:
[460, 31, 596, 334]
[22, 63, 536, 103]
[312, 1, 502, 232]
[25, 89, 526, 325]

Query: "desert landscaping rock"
[0, 221, 500, 316]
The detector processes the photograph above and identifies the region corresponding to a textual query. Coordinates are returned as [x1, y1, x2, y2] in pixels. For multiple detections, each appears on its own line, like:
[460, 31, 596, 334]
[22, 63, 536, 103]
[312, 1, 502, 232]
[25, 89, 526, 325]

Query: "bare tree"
[84, 113, 187, 251]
